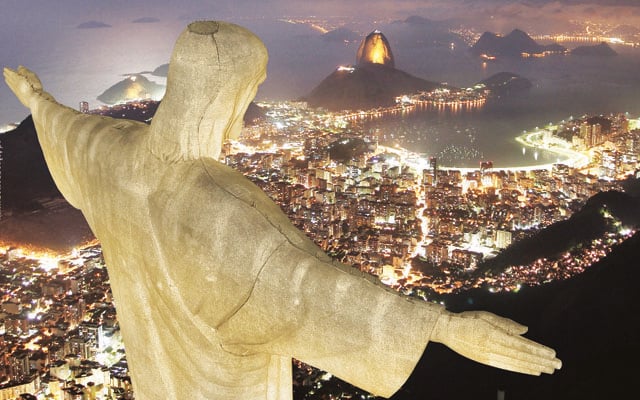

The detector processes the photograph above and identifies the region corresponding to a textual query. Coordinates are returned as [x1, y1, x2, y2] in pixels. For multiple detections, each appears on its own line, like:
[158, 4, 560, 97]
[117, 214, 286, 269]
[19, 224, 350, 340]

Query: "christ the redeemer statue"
[4, 21, 560, 400]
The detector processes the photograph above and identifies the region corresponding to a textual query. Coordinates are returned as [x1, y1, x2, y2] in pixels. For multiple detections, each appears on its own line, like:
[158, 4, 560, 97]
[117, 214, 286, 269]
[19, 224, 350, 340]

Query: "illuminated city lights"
[0, 95, 636, 398]
[337, 65, 355, 73]
[3, 10, 640, 396]
[229, 98, 636, 297]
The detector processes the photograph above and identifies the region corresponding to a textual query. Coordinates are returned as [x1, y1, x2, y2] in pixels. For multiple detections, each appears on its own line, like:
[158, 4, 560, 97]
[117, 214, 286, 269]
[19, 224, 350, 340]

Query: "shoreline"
[514, 128, 590, 169]
[377, 123, 590, 173]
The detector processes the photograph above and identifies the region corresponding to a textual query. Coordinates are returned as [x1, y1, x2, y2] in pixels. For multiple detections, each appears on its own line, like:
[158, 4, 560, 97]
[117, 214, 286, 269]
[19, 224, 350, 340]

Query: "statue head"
[148, 21, 268, 161]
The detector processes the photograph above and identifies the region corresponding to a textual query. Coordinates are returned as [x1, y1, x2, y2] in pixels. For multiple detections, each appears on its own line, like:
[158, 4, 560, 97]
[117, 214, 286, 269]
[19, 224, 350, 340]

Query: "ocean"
[0, 18, 184, 129]
[3, 16, 640, 168]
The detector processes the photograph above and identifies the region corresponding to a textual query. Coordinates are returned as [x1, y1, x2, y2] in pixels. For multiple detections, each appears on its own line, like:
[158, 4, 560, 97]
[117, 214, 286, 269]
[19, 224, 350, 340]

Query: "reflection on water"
[361, 99, 562, 168]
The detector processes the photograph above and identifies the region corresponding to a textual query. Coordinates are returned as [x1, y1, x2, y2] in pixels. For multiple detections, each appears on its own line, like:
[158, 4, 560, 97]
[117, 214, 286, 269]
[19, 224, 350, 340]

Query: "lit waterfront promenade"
[515, 129, 590, 169]
[377, 127, 590, 174]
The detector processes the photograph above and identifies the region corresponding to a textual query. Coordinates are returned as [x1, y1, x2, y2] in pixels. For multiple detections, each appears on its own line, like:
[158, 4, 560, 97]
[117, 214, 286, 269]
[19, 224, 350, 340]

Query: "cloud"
[77, 20, 111, 29]
[132, 17, 160, 24]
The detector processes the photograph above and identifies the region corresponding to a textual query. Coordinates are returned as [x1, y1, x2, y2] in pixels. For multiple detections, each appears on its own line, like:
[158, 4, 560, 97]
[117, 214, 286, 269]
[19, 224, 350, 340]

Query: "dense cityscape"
[228, 99, 638, 297]
[0, 242, 131, 400]
[2, 4, 640, 399]
[1, 90, 638, 397]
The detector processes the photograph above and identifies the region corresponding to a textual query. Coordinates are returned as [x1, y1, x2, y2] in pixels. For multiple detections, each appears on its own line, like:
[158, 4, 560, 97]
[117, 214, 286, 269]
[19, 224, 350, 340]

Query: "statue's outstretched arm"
[4, 66, 143, 209]
[216, 239, 443, 398]
[430, 310, 562, 375]
[217, 237, 560, 397]
[4, 66, 88, 208]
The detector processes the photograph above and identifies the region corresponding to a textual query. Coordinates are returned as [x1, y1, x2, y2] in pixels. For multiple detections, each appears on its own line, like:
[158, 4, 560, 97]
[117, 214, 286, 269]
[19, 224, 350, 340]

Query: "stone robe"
[29, 95, 444, 399]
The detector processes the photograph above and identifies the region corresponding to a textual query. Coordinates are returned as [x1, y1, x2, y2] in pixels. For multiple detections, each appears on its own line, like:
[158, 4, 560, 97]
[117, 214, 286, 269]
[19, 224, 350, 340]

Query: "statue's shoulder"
[148, 158, 326, 257]
[149, 159, 288, 228]
[198, 159, 295, 224]
[200, 159, 327, 253]
[149, 159, 247, 208]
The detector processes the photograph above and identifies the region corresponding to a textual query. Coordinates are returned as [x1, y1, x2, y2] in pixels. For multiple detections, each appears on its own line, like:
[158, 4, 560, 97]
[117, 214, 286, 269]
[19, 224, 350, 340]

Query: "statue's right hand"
[430, 310, 562, 376]
[3, 66, 44, 108]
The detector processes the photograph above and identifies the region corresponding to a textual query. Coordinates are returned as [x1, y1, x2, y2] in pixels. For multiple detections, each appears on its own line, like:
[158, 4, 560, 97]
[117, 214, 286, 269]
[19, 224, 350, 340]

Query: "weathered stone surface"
[4, 20, 561, 400]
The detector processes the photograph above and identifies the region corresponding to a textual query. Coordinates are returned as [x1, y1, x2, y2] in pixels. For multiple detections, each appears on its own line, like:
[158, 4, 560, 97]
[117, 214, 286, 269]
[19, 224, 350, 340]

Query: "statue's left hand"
[430, 310, 562, 375]
[3, 66, 44, 108]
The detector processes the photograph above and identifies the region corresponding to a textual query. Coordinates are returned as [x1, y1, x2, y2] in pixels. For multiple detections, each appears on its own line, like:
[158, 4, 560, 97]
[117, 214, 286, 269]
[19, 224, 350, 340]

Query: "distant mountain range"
[471, 29, 566, 57]
[306, 27, 539, 111]
[387, 15, 468, 50]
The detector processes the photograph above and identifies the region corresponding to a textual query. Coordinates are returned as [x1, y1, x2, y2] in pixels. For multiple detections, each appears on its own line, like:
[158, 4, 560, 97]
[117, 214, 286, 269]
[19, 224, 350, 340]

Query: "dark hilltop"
[0, 100, 263, 215]
[477, 72, 532, 97]
[471, 29, 566, 57]
[392, 227, 640, 400]
[478, 188, 640, 275]
[571, 42, 618, 57]
[0, 116, 93, 251]
[0, 116, 60, 211]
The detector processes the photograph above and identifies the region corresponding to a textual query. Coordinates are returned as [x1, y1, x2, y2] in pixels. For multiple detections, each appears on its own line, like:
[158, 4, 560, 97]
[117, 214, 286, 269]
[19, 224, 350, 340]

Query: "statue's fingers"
[17, 65, 31, 76]
[4, 67, 35, 107]
[494, 329, 558, 359]
[3, 67, 17, 83]
[17, 65, 42, 90]
[483, 351, 560, 376]
[486, 333, 562, 371]
[3, 68, 21, 92]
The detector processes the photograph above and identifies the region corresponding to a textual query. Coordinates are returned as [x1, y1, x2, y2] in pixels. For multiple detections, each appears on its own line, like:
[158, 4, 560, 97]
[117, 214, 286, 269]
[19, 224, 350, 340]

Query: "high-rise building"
[601, 150, 619, 179]
[9, 350, 31, 381]
[428, 156, 438, 186]
[79, 101, 89, 113]
[580, 121, 602, 147]
[495, 230, 512, 249]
